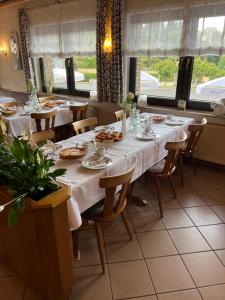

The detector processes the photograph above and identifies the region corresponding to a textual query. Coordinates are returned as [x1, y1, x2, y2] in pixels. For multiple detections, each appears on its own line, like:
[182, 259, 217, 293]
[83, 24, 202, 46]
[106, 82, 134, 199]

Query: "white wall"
[0, 3, 26, 91]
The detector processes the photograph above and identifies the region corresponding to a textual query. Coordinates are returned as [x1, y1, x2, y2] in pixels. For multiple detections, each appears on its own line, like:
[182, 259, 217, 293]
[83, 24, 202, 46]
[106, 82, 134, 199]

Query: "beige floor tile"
[162, 209, 194, 229]
[130, 210, 165, 232]
[103, 213, 134, 236]
[198, 224, 225, 250]
[216, 249, 225, 265]
[198, 190, 225, 205]
[109, 260, 155, 299]
[76, 238, 104, 267]
[211, 205, 225, 222]
[24, 286, 43, 300]
[0, 276, 25, 300]
[185, 206, 222, 226]
[0, 261, 14, 277]
[182, 251, 225, 287]
[177, 192, 206, 208]
[152, 197, 181, 210]
[125, 296, 157, 300]
[199, 284, 225, 300]
[187, 178, 215, 191]
[158, 289, 202, 300]
[105, 234, 143, 263]
[169, 227, 211, 254]
[128, 199, 154, 213]
[137, 230, 178, 258]
[207, 177, 225, 190]
[78, 229, 96, 240]
[70, 265, 112, 300]
[146, 255, 195, 293]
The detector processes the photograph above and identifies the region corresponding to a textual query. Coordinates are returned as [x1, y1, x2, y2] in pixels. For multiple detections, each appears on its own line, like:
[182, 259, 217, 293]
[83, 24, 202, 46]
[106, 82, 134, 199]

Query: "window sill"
[138, 104, 225, 126]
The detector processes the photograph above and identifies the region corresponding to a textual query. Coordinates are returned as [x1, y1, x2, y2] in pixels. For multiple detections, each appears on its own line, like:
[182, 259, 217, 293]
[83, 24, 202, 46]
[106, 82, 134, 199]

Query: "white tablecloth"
[0, 97, 15, 103]
[55, 113, 195, 230]
[2, 102, 84, 136]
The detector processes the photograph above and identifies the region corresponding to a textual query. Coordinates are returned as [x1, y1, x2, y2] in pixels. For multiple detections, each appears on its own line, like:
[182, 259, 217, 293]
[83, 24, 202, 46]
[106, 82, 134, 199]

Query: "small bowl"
[153, 115, 165, 123]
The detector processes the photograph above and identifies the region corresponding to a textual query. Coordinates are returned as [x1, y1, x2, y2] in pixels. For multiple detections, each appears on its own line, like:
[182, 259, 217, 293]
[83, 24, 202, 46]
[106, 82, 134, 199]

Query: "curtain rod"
[24, 0, 80, 10]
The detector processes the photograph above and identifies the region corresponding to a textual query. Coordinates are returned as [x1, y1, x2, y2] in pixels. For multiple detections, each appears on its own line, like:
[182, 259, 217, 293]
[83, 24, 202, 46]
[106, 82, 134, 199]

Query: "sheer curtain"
[28, 0, 96, 57]
[124, 0, 225, 57]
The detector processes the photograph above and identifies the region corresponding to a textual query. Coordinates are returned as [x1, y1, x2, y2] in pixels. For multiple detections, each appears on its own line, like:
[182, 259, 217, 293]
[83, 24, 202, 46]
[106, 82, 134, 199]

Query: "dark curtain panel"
[19, 9, 34, 81]
[96, 0, 123, 103]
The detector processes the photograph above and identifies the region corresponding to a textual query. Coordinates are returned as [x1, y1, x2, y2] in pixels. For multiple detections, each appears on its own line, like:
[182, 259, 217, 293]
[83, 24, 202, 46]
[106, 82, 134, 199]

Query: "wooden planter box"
[0, 186, 74, 300]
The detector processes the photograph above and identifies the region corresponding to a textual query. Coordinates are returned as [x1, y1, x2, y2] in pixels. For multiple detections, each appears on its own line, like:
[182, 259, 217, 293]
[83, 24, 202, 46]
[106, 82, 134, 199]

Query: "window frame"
[129, 56, 212, 111]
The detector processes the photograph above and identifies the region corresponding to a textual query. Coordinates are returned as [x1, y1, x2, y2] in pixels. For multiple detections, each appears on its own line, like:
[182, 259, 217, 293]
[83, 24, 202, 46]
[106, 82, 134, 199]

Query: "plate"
[165, 119, 184, 126]
[59, 147, 86, 159]
[136, 133, 159, 140]
[95, 125, 115, 132]
[82, 156, 112, 169]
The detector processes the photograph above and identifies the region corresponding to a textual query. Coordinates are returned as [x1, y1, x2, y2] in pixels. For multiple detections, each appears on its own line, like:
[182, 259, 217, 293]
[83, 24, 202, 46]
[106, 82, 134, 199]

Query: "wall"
[0, 3, 26, 91]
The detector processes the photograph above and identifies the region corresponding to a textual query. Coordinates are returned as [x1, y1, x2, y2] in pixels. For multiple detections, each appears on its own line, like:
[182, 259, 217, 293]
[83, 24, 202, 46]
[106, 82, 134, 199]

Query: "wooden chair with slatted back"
[72, 117, 97, 135]
[0, 101, 17, 108]
[31, 110, 56, 132]
[146, 131, 187, 218]
[31, 130, 55, 147]
[70, 104, 88, 122]
[114, 110, 124, 121]
[179, 118, 207, 186]
[82, 163, 135, 273]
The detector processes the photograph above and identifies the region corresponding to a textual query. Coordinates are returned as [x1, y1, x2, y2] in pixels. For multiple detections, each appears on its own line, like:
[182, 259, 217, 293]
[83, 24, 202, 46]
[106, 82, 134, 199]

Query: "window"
[136, 57, 179, 99]
[36, 56, 97, 96]
[190, 56, 225, 103]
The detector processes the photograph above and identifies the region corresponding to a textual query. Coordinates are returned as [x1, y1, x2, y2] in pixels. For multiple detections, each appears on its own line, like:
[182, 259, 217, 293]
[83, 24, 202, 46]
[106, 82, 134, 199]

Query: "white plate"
[136, 133, 159, 140]
[95, 125, 115, 132]
[165, 119, 184, 126]
[82, 156, 112, 169]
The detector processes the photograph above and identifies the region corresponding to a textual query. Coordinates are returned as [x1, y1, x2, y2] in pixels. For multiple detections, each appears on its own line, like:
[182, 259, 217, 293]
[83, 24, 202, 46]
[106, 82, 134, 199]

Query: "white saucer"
[82, 156, 112, 169]
[165, 119, 184, 126]
[136, 133, 159, 140]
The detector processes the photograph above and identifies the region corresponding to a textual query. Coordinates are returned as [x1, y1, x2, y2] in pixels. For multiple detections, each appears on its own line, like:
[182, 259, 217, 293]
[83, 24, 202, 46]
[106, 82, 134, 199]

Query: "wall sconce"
[103, 35, 112, 53]
[0, 46, 7, 56]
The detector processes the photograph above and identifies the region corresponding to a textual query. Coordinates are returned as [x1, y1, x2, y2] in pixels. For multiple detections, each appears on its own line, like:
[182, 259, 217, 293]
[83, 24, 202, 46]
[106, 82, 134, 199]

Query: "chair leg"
[144, 171, 148, 188]
[127, 181, 135, 204]
[95, 222, 105, 273]
[179, 155, 184, 187]
[71, 230, 79, 259]
[121, 211, 133, 240]
[168, 176, 177, 199]
[154, 177, 163, 218]
[191, 155, 197, 176]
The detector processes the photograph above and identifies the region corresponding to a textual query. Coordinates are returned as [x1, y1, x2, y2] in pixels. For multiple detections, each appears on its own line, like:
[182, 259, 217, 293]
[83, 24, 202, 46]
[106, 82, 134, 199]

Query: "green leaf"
[48, 168, 67, 178]
[8, 196, 25, 228]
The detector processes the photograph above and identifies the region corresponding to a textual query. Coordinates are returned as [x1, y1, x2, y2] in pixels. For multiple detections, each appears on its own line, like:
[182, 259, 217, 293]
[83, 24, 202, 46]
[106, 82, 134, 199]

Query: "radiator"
[195, 123, 225, 165]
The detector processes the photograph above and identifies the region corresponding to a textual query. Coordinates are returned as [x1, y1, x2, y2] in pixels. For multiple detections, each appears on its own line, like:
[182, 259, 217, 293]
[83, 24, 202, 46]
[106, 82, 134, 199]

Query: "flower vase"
[29, 91, 41, 111]
[121, 111, 126, 138]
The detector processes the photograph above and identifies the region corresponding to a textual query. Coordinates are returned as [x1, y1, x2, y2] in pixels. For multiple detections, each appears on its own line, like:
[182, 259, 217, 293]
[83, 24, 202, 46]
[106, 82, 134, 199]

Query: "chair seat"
[82, 195, 119, 221]
[149, 159, 166, 174]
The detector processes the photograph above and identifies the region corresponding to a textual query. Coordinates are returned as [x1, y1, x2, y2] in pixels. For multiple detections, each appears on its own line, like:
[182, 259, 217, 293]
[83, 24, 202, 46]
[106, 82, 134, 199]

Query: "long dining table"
[55, 113, 195, 230]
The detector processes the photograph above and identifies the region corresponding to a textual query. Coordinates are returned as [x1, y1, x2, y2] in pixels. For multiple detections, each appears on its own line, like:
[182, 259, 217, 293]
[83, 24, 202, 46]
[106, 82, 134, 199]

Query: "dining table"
[54, 113, 195, 231]
[1, 100, 85, 137]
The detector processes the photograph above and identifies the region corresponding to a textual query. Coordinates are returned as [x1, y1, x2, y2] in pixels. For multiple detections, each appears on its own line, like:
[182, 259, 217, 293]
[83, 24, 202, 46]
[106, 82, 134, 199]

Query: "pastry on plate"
[59, 147, 86, 159]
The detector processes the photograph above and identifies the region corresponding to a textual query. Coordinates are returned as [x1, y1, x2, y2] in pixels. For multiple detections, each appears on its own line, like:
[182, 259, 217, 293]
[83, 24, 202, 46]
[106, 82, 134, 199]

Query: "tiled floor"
[1, 162, 225, 300]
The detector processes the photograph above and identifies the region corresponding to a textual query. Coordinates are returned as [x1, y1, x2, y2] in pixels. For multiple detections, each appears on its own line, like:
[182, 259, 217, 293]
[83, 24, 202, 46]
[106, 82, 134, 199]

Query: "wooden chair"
[72, 117, 97, 135]
[0, 101, 17, 108]
[179, 118, 207, 186]
[31, 129, 55, 146]
[31, 110, 56, 132]
[114, 110, 124, 121]
[146, 131, 187, 218]
[70, 104, 88, 122]
[81, 164, 135, 273]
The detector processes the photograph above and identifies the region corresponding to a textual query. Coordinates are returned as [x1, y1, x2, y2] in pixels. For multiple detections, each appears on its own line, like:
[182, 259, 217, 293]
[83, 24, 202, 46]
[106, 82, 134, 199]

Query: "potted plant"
[0, 121, 74, 300]
[46, 78, 53, 94]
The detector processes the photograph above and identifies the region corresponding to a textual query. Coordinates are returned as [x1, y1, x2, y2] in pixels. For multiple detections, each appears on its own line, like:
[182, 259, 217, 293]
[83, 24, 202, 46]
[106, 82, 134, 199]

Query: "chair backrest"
[31, 129, 55, 146]
[99, 164, 135, 221]
[0, 101, 17, 108]
[114, 110, 124, 121]
[185, 118, 207, 154]
[38, 96, 57, 103]
[163, 131, 187, 175]
[70, 104, 88, 122]
[31, 110, 56, 132]
[72, 117, 97, 135]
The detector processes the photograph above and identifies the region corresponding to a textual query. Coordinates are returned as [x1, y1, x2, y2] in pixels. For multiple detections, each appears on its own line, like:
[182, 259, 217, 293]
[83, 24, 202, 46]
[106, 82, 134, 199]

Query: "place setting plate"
[136, 133, 160, 141]
[165, 118, 184, 126]
[82, 156, 112, 170]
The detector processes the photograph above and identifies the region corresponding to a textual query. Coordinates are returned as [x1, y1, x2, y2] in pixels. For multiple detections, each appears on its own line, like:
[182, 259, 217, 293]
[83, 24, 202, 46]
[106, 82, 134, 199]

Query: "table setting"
[36, 112, 194, 230]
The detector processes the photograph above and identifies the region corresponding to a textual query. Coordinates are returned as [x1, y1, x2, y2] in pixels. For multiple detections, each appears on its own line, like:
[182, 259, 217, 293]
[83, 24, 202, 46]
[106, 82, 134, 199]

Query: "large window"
[36, 56, 97, 96]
